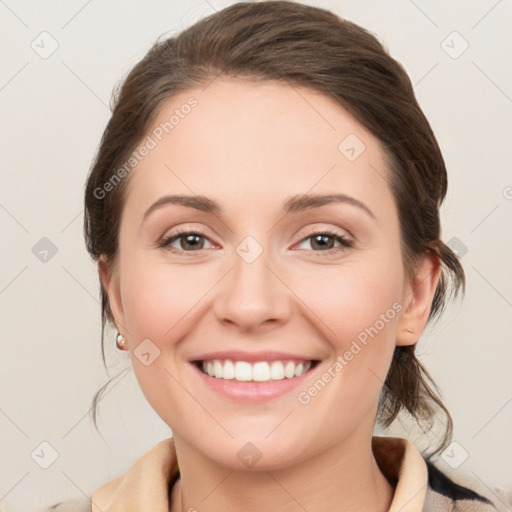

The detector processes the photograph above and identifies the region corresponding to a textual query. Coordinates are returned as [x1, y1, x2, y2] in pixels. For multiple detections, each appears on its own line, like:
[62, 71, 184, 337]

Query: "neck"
[170, 431, 394, 512]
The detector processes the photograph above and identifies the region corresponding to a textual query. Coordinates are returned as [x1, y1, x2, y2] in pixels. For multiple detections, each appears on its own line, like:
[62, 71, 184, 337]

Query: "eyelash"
[159, 228, 353, 256]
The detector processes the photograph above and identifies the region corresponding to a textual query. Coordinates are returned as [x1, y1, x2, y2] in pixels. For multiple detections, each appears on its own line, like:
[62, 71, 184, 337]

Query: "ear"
[98, 255, 127, 336]
[396, 250, 442, 346]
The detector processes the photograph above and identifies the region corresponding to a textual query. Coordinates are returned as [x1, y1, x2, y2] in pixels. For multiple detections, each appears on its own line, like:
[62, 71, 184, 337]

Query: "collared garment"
[33, 436, 507, 512]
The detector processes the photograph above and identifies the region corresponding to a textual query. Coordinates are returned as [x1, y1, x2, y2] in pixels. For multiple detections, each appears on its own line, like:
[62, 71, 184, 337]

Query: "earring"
[406, 328, 416, 333]
[116, 332, 127, 350]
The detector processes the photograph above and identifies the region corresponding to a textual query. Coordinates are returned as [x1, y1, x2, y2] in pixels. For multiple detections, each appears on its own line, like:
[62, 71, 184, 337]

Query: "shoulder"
[424, 458, 506, 511]
[31, 496, 91, 512]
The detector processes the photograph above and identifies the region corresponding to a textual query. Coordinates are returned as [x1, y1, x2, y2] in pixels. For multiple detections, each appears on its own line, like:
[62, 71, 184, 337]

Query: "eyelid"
[158, 226, 216, 251]
[292, 227, 353, 254]
[159, 224, 353, 256]
[296, 224, 351, 241]
[159, 222, 214, 240]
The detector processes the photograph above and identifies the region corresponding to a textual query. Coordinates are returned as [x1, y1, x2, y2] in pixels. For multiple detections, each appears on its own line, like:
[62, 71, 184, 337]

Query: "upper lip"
[190, 350, 318, 363]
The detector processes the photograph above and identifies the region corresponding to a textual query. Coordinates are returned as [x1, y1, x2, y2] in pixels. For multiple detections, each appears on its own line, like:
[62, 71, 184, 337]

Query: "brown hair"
[84, 0, 464, 456]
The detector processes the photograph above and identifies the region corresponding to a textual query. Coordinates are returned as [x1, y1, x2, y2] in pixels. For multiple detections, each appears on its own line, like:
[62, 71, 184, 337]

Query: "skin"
[100, 78, 441, 512]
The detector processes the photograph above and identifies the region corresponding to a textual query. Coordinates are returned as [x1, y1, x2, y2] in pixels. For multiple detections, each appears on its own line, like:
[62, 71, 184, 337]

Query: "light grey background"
[1, 1, 511, 511]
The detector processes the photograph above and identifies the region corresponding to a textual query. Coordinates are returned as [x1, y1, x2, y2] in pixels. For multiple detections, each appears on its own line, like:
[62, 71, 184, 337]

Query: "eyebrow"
[142, 193, 376, 222]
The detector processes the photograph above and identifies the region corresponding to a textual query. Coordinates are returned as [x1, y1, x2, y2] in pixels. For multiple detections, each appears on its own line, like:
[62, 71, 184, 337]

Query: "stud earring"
[406, 328, 416, 333]
[116, 332, 127, 350]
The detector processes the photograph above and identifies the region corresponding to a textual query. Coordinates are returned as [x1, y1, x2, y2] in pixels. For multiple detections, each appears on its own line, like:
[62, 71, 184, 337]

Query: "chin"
[198, 432, 311, 472]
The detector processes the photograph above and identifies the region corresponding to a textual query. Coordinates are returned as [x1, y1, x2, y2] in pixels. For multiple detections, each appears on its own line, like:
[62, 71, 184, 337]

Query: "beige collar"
[92, 436, 428, 512]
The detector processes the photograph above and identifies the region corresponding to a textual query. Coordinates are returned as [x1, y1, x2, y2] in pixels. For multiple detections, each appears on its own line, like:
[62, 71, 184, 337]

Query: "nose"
[213, 241, 292, 333]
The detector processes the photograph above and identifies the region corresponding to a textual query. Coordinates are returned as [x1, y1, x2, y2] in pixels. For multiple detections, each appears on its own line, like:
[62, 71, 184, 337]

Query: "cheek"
[120, 245, 405, 358]
[118, 234, 405, 416]
[118, 255, 216, 417]
[307, 259, 403, 340]
[120, 256, 214, 343]
[293, 255, 405, 386]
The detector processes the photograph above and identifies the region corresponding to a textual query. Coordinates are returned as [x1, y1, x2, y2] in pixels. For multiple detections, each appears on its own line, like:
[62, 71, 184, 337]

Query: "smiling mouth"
[193, 359, 319, 383]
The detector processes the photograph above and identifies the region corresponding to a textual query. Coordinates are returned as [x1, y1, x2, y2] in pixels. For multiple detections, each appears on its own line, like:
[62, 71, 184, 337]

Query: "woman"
[41, 1, 504, 511]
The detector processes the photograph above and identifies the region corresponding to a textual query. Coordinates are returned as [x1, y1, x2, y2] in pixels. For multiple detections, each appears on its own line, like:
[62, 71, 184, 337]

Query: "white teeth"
[213, 360, 223, 378]
[199, 359, 313, 382]
[235, 361, 252, 381]
[284, 361, 295, 379]
[223, 359, 235, 379]
[252, 362, 270, 382]
[270, 361, 285, 380]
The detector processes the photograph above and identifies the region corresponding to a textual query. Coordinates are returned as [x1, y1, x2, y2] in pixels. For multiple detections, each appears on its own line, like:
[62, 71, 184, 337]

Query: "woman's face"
[102, 78, 435, 469]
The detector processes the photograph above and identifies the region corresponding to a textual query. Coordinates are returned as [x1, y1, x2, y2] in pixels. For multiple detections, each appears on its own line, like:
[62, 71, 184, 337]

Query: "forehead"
[124, 78, 395, 222]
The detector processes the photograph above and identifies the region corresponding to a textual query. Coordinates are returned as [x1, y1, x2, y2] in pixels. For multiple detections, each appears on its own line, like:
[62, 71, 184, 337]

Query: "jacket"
[31, 436, 507, 512]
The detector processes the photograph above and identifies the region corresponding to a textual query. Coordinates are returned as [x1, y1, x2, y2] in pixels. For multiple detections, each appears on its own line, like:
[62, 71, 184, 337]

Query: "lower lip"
[190, 362, 316, 401]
